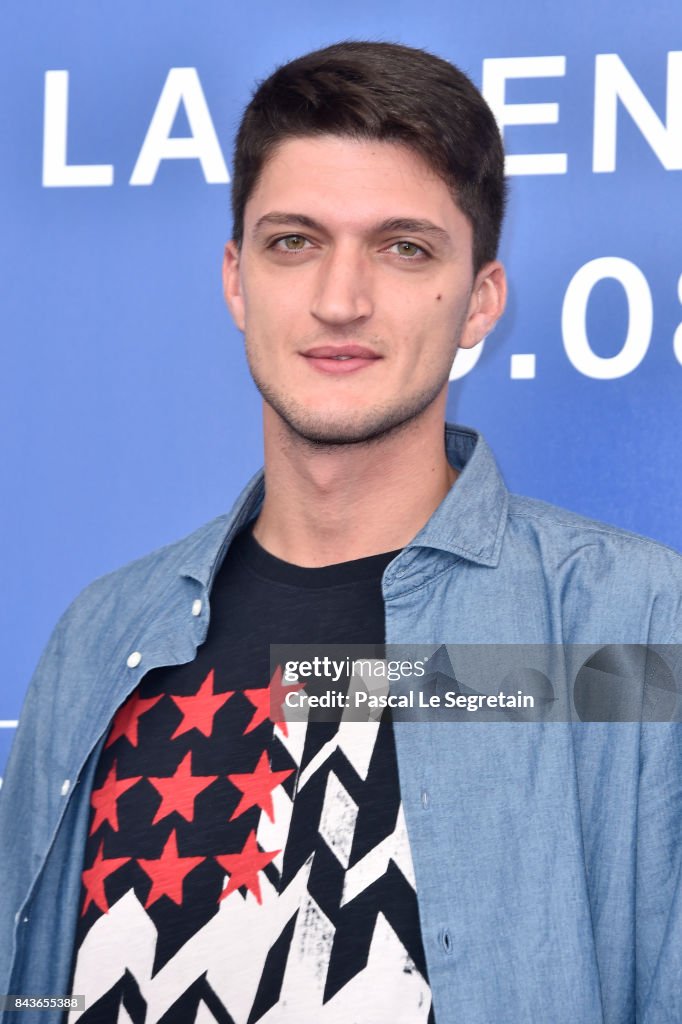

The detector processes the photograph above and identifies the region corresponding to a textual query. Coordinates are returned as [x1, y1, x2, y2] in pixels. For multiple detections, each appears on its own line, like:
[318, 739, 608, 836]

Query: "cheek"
[438, 287, 472, 337]
[416, 296, 470, 370]
[420, 288, 467, 334]
[245, 270, 304, 331]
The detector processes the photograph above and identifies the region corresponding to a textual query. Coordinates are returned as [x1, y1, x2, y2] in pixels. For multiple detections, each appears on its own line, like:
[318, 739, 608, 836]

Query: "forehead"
[244, 135, 469, 236]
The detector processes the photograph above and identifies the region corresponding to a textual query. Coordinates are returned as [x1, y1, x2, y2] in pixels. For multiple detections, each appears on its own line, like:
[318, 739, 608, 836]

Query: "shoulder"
[504, 494, 682, 642]
[507, 492, 681, 568]
[58, 512, 233, 635]
[61, 466, 265, 628]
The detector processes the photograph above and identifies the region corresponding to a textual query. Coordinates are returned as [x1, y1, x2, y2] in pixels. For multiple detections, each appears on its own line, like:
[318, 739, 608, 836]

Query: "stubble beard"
[247, 355, 452, 450]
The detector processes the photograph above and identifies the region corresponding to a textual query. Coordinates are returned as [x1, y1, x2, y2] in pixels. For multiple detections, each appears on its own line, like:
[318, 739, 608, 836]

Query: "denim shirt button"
[126, 651, 142, 669]
[60, 779, 70, 796]
[192, 599, 202, 617]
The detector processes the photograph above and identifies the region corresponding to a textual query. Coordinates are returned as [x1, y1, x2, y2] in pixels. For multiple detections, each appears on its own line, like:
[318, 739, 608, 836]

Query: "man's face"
[223, 135, 505, 445]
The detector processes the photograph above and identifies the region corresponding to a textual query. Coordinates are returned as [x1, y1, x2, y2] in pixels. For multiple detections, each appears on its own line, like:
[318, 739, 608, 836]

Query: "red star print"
[137, 829, 205, 908]
[215, 830, 280, 905]
[170, 668, 233, 739]
[105, 692, 163, 749]
[81, 841, 131, 915]
[89, 761, 142, 834]
[148, 751, 219, 825]
[243, 664, 305, 737]
[228, 750, 293, 823]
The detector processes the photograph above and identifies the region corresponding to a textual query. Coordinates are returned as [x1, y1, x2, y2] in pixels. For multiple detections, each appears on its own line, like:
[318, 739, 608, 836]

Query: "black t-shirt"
[66, 526, 435, 1023]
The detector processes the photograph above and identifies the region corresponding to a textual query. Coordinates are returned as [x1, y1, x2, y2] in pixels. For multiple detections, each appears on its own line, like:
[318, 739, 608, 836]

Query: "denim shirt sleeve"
[635, 720, 682, 1021]
[0, 604, 72, 992]
[636, 612, 682, 1022]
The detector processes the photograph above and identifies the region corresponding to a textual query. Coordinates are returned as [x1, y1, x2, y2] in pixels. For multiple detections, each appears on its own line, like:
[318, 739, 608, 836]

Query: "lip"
[303, 345, 381, 359]
[301, 344, 383, 375]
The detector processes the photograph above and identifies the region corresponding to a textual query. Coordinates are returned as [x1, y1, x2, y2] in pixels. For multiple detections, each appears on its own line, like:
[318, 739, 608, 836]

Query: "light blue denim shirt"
[1, 425, 681, 1023]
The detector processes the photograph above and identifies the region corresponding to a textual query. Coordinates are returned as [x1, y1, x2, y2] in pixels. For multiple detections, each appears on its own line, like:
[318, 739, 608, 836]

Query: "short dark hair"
[231, 40, 507, 273]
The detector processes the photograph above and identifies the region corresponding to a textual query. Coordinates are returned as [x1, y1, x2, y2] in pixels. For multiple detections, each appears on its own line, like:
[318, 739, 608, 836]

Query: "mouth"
[301, 344, 382, 375]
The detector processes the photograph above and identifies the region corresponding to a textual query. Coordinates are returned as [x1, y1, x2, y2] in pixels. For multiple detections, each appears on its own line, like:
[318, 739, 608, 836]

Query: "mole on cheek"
[436, 294, 442, 301]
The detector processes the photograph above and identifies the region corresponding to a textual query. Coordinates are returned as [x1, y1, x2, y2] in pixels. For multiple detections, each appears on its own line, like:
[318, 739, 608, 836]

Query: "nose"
[310, 243, 373, 326]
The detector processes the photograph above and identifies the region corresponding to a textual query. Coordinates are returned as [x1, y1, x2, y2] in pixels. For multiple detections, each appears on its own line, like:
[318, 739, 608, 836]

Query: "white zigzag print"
[68, 714, 432, 1022]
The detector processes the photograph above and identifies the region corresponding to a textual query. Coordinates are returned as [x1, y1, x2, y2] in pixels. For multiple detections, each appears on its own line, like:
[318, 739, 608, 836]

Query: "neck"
[251, 395, 457, 567]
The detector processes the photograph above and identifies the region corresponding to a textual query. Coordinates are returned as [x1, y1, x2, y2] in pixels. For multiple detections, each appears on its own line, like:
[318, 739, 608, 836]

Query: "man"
[1, 40, 681, 1024]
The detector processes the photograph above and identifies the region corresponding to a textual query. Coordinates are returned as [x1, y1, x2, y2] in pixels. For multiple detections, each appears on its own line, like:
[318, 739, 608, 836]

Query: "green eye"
[392, 241, 424, 257]
[280, 235, 307, 250]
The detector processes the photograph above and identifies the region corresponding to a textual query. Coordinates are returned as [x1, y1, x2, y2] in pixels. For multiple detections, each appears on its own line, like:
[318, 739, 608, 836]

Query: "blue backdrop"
[1, 1, 681, 775]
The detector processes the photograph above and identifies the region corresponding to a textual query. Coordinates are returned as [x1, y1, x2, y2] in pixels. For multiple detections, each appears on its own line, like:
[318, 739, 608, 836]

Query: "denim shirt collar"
[178, 423, 508, 588]
[411, 423, 508, 567]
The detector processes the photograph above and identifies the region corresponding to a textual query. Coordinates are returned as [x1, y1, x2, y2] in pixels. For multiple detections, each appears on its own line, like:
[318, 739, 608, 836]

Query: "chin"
[285, 418, 394, 446]
[271, 398, 438, 448]
[253, 366, 449, 448]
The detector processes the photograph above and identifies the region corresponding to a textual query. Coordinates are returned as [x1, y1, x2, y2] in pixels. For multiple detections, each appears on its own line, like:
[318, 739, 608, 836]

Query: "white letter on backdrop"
[43, 71, 114, 187]
[673, 272, 682, 366]
[562, 257, 652, 379]
[449, 342, 486, 381]
[482, 56, 567, 175]
[594, 52, 682, 171]
[130, 67, 229, 185]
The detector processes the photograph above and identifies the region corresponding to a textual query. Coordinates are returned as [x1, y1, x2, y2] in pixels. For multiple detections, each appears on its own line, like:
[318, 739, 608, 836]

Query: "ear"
[458, 261, 507, 350]
[222, 240, 245, 332]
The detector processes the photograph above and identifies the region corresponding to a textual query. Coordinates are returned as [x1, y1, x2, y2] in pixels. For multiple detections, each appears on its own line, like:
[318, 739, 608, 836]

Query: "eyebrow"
[251, 212, 452, 249]
[375, 218, 452, 248]
[252, 212, 321, 236]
